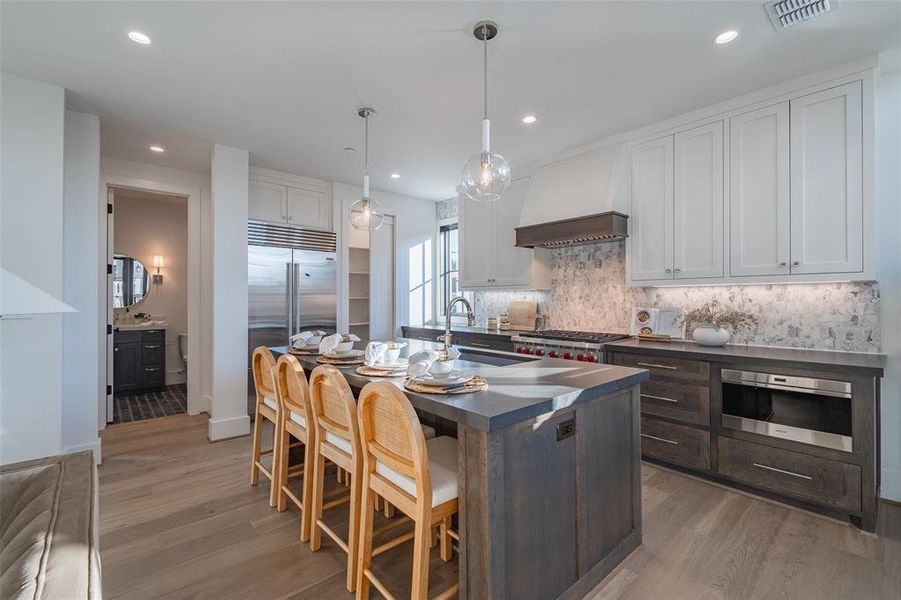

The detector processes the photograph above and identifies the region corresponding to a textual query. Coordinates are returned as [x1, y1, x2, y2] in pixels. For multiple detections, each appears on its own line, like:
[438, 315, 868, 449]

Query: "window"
[438, 222, 473, 319]
[408, 239, 432, 327]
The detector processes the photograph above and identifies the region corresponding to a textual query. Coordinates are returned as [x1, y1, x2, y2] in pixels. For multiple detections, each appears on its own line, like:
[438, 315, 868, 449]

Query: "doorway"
[100, 175, 203, 431]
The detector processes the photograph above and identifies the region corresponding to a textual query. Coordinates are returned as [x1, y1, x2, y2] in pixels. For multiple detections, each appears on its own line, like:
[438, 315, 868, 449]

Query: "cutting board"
[508, 300, 540, 331]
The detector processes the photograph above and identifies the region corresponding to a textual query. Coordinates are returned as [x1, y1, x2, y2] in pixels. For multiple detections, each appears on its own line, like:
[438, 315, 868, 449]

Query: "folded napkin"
[405, 347, 459, 378]
[364, 341, 408, 366]
[290, 330, 327, 349]
[319, 333, 361, 355]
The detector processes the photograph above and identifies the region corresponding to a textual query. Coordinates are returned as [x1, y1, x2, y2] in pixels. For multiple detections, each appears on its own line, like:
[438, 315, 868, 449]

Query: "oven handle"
[721, 377, 852, 399]
[721, 369, 852, 399]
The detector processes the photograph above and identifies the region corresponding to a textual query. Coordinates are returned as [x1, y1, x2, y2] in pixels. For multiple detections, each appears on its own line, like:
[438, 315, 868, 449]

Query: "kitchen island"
[273, 339, 649, 600]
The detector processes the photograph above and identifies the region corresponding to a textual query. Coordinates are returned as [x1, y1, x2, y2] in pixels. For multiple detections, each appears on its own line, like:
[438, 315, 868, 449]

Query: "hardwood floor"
[99, 414, 900, 599]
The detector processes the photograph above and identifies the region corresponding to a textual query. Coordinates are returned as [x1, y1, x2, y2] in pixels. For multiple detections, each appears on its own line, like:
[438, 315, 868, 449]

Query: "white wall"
[877, 52, 901, 501]
[100, 157, 211, 415]
[62, 109, 101, 458]
[333, 183, 436, 334]
[0, 73, 65, 464]
[113, 192, 188, 385]
[208, 144, 250, 440]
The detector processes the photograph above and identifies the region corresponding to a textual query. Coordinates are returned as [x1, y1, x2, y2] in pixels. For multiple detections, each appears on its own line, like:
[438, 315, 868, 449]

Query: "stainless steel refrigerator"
[247, 220, 337, 414]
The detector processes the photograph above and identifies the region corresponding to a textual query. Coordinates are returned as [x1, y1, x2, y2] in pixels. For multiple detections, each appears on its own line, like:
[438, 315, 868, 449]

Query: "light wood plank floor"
[99, 414, 900, 599]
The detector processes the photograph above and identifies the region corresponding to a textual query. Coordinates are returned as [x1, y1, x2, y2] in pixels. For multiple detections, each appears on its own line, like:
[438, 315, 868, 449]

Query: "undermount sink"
[457, 348, 539, 367]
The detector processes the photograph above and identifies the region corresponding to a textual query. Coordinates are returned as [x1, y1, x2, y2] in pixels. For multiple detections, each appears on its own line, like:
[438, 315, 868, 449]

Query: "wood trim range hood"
[515, 211, 628, 248]
[515, 141, 630, 248]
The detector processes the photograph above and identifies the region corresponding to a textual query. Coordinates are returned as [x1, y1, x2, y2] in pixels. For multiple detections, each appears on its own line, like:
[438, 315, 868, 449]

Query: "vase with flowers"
[682, 300, 756, 347]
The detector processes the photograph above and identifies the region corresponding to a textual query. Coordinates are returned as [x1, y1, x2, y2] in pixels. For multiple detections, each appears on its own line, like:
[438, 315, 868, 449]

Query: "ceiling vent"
[764, 0, 839, 30]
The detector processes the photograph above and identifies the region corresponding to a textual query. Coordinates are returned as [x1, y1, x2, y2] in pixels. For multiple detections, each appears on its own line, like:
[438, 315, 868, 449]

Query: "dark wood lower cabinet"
[114, 329, 166, 394]
[640, 416, 710, 471]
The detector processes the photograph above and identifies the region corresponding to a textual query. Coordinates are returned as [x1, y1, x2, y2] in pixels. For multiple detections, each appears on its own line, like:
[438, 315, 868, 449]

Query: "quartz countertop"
[272, 339, 648, 431]
[114, 322, 168, 331]
[606, 338, 885, 376]
[404, 323, 539, 338]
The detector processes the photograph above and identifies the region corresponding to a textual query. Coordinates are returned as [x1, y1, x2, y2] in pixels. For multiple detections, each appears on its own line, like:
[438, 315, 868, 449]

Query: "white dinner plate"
[411, 371, 474, 388]
[367, 359, 409, 370]
[324, 348, 364, 359]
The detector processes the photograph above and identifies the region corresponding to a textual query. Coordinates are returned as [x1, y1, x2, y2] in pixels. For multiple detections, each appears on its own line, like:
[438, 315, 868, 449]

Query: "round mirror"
[112, 254, 151, 307]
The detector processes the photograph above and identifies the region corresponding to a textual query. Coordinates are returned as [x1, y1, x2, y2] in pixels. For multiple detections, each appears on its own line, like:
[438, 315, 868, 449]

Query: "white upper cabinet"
[729, 103, 790, 277]
[674, 121, 723, 279]
[631, 135, 674, 280]
[789, 81, 863, 275]
[459, 178, 548, 290]
[248, 167, 333, 231]
[249, 180, 288, 224]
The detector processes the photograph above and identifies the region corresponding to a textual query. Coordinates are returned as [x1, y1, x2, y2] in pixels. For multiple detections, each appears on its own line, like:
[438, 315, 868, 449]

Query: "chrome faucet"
[442, 296, 475, 353]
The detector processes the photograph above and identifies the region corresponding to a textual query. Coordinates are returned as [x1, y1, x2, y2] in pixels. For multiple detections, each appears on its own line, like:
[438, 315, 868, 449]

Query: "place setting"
[356, 341, 409, 377]
[315, 333, 364, 365]
[287, 330, 329, 356]
[403, 347, 488, 395]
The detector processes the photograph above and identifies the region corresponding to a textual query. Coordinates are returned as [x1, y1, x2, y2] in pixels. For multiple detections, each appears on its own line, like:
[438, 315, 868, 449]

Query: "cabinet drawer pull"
[144, 344, 161, 349]
[636, 362, 678, 370]
[752, 462, 812, 480]
[144, 367, 161, 372]
[468, 342, 492, 348]
[641, 393, 679, 404]
[641, 433, 679, 445]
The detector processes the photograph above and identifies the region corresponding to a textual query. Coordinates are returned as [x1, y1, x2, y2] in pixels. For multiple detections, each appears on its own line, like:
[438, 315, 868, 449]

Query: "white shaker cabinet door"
[631, 135, 674, 281]
[286, 185, 332, 230]
[789, 81, 863, 275]
[674, 121, 724, 279]
[249, 180, 287, 224]
[492, 179, 533, 287]
[729, 103, 790, 277]
[459, 194, 495, 289]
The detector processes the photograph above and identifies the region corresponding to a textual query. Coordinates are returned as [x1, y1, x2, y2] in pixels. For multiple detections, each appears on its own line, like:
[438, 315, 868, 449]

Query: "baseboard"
[208, 414, 250, 441]
[881, 466, 901, 503]
[189, 394, 212, 416]
[65, 438, 102, 465]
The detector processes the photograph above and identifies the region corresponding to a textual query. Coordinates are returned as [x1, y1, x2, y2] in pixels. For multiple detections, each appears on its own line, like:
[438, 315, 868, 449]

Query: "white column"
[0, 74, 65, 463]
[62, 109, 102, 459]
[208, 143, 250, 440]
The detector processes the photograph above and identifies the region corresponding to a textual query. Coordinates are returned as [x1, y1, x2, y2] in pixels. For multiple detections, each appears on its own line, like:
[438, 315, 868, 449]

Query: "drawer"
[454, 333, 513, 352]
[640, 417, 710, 471]
[142, 341, 165, 364]
[639, 380, 710, 426]
[143, 329, 165, 343]
[141, 365, 165, 389]
[717, 436, 861, 513]
[114, 330, 141, 345]
[613, 352, 709, 383]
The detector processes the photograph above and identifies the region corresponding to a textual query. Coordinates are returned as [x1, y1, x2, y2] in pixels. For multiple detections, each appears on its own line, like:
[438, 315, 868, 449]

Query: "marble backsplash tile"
[439, 198, 882, 353]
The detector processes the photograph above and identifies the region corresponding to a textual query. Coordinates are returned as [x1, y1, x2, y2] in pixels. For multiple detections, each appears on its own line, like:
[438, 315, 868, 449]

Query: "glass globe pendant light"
[350, 107, 385, 231]
[461, 20, 510, 202]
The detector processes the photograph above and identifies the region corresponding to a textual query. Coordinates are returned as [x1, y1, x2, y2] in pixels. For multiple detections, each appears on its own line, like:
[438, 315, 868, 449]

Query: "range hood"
[515, 142, 630, 248]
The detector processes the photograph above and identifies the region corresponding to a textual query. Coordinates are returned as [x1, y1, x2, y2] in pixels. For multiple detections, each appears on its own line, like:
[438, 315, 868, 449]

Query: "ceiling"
[2, 1, 899, 200]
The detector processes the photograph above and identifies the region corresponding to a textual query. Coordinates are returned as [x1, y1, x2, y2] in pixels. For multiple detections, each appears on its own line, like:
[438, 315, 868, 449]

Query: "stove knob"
[515, 347, 524, 353]
[563, 352, 572, 360]
[586, 355, 597, 363]
[576, 354, 585, 361]
[534, 349, 545, 356]
[548, 350, 558, 358]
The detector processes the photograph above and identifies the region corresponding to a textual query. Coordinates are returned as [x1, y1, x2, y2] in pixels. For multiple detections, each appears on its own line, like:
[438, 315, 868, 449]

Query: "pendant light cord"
[483, 24, 488, 120]
[364, 111, 369, 178]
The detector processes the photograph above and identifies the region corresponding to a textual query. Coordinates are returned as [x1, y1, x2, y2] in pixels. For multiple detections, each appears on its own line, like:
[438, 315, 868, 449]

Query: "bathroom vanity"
[113, 327, 166, 394]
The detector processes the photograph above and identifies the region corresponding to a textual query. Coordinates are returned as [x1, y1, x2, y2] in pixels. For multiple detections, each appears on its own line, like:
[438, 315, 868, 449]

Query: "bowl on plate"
[429, 358, 456, 379]
[334, 340, 355, 354]
[383, 341, 405, 363]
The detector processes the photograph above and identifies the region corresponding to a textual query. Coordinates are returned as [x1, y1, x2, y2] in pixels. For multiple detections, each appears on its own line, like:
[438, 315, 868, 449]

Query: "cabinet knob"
[792, 261, 800, 266]
[674, 268, 681, 273]
[665, 268, 672, 274]
[779, 262, 787, 267]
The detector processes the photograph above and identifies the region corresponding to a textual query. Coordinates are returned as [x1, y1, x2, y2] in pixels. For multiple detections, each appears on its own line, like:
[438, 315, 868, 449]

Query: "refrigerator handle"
[285, 261, 293, 342]
[293, 262, 301, 335]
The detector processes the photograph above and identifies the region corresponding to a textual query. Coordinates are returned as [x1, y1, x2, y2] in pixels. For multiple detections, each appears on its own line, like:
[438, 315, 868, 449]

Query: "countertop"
[606, 338, 886, 376]
[272, 339, 648, 432]
[114, 323, 168, 331]
[403, 323, 527, 338]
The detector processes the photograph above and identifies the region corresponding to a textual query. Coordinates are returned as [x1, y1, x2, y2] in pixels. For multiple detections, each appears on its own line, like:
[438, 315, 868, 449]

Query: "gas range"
[510, 330, 632, 363]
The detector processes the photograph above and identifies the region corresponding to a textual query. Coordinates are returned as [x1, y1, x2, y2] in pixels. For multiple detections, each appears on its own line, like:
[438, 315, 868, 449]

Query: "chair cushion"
[289, 411, 307, 429]
[325, 431, 353, 456]
[375, 436, 458, 507]
[263, 396, 278, 411]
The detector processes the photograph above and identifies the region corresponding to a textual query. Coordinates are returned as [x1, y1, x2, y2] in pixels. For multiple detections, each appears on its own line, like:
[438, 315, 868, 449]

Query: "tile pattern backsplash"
[435, 198, 882, 353]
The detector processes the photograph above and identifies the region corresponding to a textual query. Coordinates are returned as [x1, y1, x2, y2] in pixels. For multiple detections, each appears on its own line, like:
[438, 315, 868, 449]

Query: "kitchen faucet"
[441, 296, 475, 354]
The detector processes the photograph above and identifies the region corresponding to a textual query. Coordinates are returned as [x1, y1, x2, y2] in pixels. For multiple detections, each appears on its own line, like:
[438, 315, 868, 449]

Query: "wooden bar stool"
[273, 354, 315, 542]
[355, 381, 459, 600]
[307, 365, 365, 593]
[249, 346, 281, 507]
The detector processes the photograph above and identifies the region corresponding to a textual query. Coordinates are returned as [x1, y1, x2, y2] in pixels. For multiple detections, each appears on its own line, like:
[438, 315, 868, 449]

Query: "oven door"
[721, 369, 853, 452]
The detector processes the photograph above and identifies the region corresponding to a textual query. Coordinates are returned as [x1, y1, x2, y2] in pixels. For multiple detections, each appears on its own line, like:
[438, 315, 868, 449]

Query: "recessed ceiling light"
[389, 173, 401, 179]
[128, 31, 152, 45]
[714, 30, 739, 45]
[522, 114, 538, 125]
[149, 145, 165, 153]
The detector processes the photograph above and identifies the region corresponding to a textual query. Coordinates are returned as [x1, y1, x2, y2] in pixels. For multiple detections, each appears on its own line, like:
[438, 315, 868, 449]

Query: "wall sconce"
[152, 255, 165, 284]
